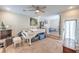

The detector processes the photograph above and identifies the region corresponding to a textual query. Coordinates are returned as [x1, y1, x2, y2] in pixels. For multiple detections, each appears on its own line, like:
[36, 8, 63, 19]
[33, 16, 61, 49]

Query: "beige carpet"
[4, 37, 63, 53]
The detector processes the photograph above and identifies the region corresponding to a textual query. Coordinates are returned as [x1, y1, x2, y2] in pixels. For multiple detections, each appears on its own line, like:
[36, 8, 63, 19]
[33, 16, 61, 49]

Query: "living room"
[0, 5, 79, 53]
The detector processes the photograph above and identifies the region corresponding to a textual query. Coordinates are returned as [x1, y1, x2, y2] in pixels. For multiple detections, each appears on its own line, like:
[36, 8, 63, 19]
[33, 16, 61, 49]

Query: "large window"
[65, 21, 76, 40]
[64, 20, 76, 49]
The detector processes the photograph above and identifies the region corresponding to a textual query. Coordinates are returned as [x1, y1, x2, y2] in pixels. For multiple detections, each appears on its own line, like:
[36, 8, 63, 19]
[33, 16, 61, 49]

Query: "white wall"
[44, 15, 60, 31]
[48, 15, 59, 29]
[0, 11, 30, 36]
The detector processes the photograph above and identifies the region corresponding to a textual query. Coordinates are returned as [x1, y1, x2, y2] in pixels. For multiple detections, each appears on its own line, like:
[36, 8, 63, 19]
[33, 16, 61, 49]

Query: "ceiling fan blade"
[32, 5, 37, 8]
[23, 9, 35, 11]
[32, 5, 42, 10]
[39, 9, 45, 13]
[38, 6, 46, 9]
[40, 11, 45, 13]
[41, 6, 46, 9]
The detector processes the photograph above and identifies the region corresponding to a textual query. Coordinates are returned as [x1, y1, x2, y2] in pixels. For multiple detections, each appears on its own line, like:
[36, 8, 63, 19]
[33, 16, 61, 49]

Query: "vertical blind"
[64, 20, 76, 49]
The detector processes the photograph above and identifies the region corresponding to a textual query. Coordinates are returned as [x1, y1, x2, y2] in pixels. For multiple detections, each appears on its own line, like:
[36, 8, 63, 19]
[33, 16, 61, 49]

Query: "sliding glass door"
[64, 20, 76, 50]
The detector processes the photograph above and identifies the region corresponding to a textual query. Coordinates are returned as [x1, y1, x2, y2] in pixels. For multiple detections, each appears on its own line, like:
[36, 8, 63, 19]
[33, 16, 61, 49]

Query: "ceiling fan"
[23, 5, 46, 14]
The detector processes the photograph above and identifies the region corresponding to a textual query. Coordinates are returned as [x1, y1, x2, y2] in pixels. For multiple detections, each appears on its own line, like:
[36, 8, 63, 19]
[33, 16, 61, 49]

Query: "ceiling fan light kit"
[35, 10, 40, 13]
[23, 5, 46, 15]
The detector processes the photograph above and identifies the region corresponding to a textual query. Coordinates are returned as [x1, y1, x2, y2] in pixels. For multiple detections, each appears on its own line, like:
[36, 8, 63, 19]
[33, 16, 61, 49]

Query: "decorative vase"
[1, 21, 6, 30]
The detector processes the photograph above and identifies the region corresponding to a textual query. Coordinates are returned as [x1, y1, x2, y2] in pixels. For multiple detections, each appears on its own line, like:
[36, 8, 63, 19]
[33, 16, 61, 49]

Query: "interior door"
[64, 20, 76, 50]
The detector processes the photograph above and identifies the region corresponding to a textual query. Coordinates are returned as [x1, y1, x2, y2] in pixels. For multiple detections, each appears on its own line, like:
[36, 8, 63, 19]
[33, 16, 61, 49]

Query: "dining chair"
[13, 37, 22, 47]
[21, 30, 34, 46]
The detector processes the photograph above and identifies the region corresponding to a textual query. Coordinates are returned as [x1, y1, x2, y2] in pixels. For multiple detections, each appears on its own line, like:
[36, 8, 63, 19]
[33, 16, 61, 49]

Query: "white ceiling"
[0, 5, 79, 17]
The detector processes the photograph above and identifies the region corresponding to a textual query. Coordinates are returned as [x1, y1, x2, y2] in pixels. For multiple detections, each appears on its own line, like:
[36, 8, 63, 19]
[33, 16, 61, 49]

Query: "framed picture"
[30, 17, 38, 26]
